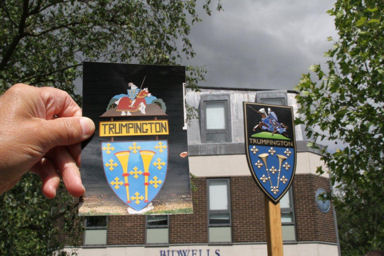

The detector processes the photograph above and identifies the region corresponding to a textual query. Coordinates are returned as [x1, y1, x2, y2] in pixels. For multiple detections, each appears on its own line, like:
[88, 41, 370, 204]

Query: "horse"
[115, 88, 150, 115]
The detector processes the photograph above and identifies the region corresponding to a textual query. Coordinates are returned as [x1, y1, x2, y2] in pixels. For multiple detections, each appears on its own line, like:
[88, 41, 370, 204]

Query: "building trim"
[188, 141, 323, 156]
[189, 154, 329, 178]
[194, 86, 298, 94]
[69, 241, 338, 250]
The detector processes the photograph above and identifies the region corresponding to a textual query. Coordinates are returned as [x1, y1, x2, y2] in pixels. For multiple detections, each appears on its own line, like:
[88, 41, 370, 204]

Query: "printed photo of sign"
[79, 62, 192, 215]
[243, 103, 296, 203]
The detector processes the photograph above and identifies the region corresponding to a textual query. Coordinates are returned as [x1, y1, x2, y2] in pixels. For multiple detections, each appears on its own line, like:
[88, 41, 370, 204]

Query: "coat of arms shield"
[244, 102, 296, 203]
[80, 63, 192, 216]
[102, 140, 168, 211]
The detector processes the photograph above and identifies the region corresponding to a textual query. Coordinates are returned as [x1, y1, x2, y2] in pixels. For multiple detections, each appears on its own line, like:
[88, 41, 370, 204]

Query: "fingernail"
[80, 117, 95, 137]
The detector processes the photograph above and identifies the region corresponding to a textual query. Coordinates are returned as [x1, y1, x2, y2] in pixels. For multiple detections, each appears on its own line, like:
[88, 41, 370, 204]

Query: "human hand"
[0, 84, 95, 198]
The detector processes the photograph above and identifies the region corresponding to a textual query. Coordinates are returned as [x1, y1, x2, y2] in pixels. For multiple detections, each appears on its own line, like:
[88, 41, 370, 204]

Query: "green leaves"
[0, 174, 83, 255]
[0, 0, 222, 93]
[296, 0, 384, 254]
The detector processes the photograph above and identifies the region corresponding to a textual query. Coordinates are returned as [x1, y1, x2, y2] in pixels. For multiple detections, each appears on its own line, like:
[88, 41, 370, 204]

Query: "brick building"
[68, 87, 340, 256]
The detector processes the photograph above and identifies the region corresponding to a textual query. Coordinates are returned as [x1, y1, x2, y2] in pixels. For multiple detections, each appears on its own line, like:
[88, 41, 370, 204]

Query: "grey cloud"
[186, 0, 336, 89]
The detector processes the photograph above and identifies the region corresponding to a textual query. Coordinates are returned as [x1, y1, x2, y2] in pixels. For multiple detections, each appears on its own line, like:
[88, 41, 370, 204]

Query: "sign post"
[265, 199, 283, 256]
[243, 102, 296, 256]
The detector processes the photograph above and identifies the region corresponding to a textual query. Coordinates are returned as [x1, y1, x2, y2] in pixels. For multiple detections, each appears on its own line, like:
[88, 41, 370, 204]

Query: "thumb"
[41, 117, 95, 149]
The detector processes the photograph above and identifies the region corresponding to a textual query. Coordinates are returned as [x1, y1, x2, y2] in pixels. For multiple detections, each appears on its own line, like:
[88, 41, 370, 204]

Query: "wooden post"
[265, 197, 283, 256]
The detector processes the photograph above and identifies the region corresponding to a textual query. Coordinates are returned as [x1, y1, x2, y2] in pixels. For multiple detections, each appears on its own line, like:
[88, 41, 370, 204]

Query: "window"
[146, 215, 169, 244]
[84, 216, 107, 246]
[280, 189, 296, 241]
[255, 91, 287, 106]
[207, 179, 231, 243]
[200, 94, 231, 143]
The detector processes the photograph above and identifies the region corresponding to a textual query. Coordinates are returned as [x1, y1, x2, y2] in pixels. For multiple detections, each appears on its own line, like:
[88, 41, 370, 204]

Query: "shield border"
[101, 140, 169, 210]
[243, 102, 297, 204]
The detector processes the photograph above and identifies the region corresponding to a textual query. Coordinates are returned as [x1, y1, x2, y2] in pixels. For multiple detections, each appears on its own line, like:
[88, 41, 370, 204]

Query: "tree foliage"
[0, 174, 83, 255]
[0, 0, 221, 255]
[0, 0, 222, 94]
[295, 0, 384, 254]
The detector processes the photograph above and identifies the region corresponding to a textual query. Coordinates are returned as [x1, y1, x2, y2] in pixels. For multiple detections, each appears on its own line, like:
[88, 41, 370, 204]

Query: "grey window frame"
[84, 216, 108, 230]
[145, 215, 169, 246]
[83, 216, 108, 246]
[280, 188, 297, 241]
[207, 179, 232, 244]
[255, 90, 288, 106]
[200, 94, 232, 143]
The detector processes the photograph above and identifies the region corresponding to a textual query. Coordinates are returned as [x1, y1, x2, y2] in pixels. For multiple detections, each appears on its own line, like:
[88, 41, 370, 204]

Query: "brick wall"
[169, 178, 208, 243]
[104, 174, 337, 245]
[293, 174, 337, 243]
[231, 176, 266, 242]
[107, 215, 145, 245]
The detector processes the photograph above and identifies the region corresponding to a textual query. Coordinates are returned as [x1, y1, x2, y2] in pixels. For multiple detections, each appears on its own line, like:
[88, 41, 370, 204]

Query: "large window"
[207, 179, 231, 243]
[146, 215, 169, 244]
[280, 189, 296, 241]
[200, 94, 231, 143]
[84, 216, 107, 246]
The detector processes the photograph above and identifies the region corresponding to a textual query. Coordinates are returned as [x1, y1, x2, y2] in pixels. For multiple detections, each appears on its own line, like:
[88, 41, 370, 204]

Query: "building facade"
[69, 87, 340, 256]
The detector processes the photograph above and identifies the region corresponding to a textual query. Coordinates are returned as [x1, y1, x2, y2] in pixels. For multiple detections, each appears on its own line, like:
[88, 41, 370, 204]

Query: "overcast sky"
[185, 0, 337, 90]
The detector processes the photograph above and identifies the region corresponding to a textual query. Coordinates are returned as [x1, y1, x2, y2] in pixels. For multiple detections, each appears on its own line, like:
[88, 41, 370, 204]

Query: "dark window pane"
[209, 213, 230, 225]
[85, 216, 107, 228]
[147, 215, 168, 227]
[259, 97, 286, 105]
[281, 213, 293, 223]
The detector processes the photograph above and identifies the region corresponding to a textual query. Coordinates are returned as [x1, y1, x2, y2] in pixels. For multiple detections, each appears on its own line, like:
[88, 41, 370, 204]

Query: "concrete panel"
[296, 152, 329, 178]
[67, 243, 338, 256]
[189, 154, 250, 177]
[189, 152, 328, 178]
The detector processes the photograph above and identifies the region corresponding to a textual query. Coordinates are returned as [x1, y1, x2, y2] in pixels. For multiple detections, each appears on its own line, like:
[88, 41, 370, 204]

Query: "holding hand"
[0, 84, 95, 198]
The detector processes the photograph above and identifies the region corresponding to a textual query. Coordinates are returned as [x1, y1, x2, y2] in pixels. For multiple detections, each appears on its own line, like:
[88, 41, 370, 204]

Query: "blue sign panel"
[244, 103, 296, 203]
[102, 140, 168, 211]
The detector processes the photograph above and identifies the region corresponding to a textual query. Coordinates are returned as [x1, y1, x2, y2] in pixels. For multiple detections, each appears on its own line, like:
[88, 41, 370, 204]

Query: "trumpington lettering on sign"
[249, 138, 294, 147]
[99, 120, 169, 137]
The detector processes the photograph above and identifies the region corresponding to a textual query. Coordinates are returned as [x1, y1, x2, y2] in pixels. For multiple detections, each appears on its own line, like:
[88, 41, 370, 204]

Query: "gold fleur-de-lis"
[102, 143, 115, 154]
[271, 186, 279, 194]
[129, 142, 141, 154]
[284, 148, 292, 157]
[149, 176, 162, 189]
[251, 146, 259, 154]
[155, 142, 167, 153]
[280, 176, 288, 184]
[255, 160, 263, 169]
[283, 162, 291, 170]
[130, 166, 143, 179]
[110, 177, 123, 189]
[105, 159, 118, 171]
[260, 175, 269, 183]
[270, 166, 277, 174]
[153, 158, 165, 170]
[131, 192, 144, 205]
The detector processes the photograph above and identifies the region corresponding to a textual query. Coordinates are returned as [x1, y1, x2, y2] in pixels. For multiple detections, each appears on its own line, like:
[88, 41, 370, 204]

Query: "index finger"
[40, 87, 82, 119]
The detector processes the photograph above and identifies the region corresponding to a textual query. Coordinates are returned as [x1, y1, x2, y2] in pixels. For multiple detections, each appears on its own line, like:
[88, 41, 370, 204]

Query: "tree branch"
[0, 1, 18, 28]
[22, 63, 81, 84]
[0, 0, 29, 70]
[24, 21, 84, 38]
[51, 201, 80, 220]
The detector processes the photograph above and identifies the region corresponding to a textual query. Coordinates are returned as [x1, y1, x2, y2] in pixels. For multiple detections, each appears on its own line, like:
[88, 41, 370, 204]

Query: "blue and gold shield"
[101, 140, 168, 211]
[244, 102, 296, 203]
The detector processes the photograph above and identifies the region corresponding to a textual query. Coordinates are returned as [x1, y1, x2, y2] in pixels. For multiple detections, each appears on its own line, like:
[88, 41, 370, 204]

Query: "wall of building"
[81, 175, 336, 246]
[68, 243, 339, 256]
[70, 88, 340, 256]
